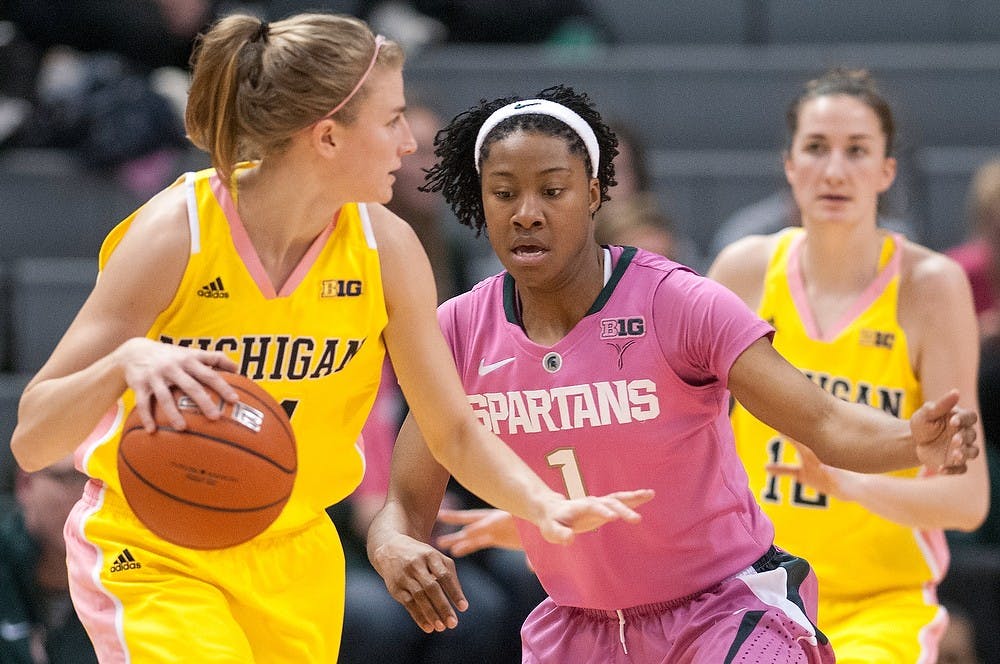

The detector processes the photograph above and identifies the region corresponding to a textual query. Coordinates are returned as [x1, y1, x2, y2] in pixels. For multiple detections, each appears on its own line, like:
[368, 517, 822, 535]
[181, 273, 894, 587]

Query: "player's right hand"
[115, 337, 239, 432]
[537, 489, 655, 545]
[369, 534, 468, 633]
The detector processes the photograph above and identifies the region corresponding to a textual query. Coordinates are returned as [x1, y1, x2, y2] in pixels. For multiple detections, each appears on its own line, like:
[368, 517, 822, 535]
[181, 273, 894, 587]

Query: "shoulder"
[102, 182, 191, 270]
[705, 233, 781, 308]
[438, 274, 503, 319]
[365, 203, 422, 256]
[899, 238, 972, 301]
[898, 238, 976, 334]
[364, 203, 439, 307]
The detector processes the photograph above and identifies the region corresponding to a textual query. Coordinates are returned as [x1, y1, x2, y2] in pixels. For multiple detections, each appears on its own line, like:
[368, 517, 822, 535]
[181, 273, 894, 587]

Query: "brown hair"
[185, 13, 404, 181]
[786, 67, 896, 156]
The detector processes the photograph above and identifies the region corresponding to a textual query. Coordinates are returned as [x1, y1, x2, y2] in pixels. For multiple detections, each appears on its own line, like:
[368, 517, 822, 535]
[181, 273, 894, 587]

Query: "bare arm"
[371, 204, 653, 539]
[771, 442, 984, 530]
[11, 186, 238, 471]
[367, 413, 467, 633]
[769, 251, 988, 531]
[711, 236, 981, 484]
[885, 246, 988, 529]
[369, 410, 646, 631]
[705, 234, 775, 314]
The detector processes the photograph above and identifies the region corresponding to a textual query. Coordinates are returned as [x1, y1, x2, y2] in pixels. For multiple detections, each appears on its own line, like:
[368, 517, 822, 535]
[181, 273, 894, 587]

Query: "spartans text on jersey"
[469, 379, 659, 434]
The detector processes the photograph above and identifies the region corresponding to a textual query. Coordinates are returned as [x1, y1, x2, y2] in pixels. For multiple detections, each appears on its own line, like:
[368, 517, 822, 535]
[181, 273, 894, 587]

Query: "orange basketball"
[118, 372, 296, 549]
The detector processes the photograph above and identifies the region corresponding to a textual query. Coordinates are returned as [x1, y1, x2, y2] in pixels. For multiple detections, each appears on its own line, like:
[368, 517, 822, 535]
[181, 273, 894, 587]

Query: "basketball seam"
[121, 425, 296, 474]
[118, 451, 291, 512]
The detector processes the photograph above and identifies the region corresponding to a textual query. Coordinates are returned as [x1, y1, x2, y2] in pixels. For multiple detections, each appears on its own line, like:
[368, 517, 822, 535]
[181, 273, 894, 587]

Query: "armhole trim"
[184, 172, 201, 255]
[358, 203, 377, 249]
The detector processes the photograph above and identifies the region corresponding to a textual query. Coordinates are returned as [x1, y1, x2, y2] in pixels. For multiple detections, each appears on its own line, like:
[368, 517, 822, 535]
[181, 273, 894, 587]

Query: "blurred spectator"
[946, 158, 1000, 344]
[0, 456, 95, 664]
[358, 0, 609, 52]
[941, 157, 1000, 664]
[595, 122, 698, 266]
[0, 1, 219, 196]
[384, 101, 465, 303]
[938, 608, 983, 664]
[1, 0, 214, 70]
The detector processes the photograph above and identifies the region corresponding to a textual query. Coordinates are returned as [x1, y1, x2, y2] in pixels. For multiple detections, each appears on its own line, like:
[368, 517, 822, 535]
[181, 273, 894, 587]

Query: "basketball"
[118, 372, 297, 550]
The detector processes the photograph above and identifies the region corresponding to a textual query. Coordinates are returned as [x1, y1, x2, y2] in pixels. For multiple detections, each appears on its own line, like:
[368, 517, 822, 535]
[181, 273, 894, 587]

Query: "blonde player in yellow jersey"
[709, 68, 989, 663]
[9, 13, 654, 663]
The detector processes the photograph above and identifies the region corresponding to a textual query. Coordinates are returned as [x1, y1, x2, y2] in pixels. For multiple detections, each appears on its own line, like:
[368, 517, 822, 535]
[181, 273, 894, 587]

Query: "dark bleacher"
[761, 0, 1000, 43]
[405, 41, 999, 256]
[586, 0, 1000, 45]
[406, 42, 1000, 153]
[587, 0, 749, 44]
[914, 146, 1000, 251]
[8, 257, 97, 374]
[0, 148, 141, 260]
[646, 148, 786, 261]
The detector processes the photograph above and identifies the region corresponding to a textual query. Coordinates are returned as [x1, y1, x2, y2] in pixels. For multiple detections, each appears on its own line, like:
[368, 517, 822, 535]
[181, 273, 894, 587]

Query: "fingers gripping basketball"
[118, 372, 297, 549]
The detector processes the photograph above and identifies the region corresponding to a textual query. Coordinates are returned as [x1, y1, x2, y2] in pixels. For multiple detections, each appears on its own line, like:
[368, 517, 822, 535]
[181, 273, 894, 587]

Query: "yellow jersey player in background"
[10, 12, 653, 663]
[710, 67, 988, 663]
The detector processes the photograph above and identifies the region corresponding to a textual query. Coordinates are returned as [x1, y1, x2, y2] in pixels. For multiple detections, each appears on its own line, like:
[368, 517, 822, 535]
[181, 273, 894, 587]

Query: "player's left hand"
[537, 489, 655, 545]
[911, 389, 979, 474]
[368, 533, 468, 634]
[767, 440, 849, 499]
[437, 508, 522, 556]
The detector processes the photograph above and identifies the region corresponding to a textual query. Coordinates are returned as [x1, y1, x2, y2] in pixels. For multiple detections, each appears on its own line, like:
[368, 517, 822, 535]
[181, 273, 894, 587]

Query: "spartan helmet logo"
[542, 352, 562, 373]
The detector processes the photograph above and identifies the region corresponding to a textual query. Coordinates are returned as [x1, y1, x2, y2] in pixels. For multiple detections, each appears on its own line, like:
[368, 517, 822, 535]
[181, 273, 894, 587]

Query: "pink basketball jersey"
[438, 246, 775, 609]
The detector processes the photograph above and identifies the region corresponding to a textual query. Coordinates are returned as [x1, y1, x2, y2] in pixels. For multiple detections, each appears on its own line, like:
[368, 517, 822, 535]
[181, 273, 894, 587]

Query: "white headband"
[473, 99, 600, 178]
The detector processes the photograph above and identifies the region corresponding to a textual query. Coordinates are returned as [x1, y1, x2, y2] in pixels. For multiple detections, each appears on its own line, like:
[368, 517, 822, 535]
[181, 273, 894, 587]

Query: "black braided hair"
[421, 84, 619, 235]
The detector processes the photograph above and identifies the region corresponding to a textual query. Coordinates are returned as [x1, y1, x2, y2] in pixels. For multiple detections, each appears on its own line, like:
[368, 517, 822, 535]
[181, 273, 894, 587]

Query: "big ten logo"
[321, 279, 363, 298]
[859, 329, 895, 349]
[600, 317, 646, 339]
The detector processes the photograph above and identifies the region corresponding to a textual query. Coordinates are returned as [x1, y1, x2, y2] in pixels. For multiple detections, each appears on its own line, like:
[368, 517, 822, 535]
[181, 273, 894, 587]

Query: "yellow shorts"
[66, 480, 345, 663]
[819, 589, 948, 663]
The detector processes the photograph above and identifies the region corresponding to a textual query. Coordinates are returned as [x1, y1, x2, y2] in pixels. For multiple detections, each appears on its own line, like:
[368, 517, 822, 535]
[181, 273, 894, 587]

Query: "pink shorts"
[520, 547, 835, 664]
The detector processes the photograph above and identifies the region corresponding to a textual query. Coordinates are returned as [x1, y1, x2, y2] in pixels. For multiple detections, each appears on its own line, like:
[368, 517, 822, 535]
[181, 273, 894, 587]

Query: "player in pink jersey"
[366, 85, 979, 663]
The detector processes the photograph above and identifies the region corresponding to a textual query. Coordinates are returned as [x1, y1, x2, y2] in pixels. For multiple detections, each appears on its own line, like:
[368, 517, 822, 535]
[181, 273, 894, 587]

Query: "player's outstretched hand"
[911, 389, 979, 474]
[369, 534, 468, 634]
[767, 441, 848, 499]
[437, 508, 522, 557]
[537, 489, 655, 545]
[115, 337, 239, 433]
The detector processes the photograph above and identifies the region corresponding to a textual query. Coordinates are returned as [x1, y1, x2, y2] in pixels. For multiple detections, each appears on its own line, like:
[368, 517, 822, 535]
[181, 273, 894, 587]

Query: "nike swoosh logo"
[478, 357, 516, 376]
[513, 101, 541, 109]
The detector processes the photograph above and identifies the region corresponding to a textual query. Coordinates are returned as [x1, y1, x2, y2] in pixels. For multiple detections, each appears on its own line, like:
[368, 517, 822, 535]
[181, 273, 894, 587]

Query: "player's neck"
[798, 223, 884, 295]
[515, 246, 606, 345]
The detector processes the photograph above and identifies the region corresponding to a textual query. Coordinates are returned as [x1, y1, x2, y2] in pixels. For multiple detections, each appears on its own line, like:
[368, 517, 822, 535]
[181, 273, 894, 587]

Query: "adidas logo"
[110, 548, 142, 573]
[197, 276, 230, 299]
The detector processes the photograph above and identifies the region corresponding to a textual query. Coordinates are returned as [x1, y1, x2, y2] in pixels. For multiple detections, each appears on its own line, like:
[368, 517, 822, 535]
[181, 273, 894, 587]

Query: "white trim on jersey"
[358, 203, 377, 249]
[183, 172, 201, 255]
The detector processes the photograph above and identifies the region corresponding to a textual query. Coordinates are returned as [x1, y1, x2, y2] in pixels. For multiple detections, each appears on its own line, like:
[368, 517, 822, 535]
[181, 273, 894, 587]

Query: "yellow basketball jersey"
[730, 228, 946, 601]
[80, 166, 387, 533]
